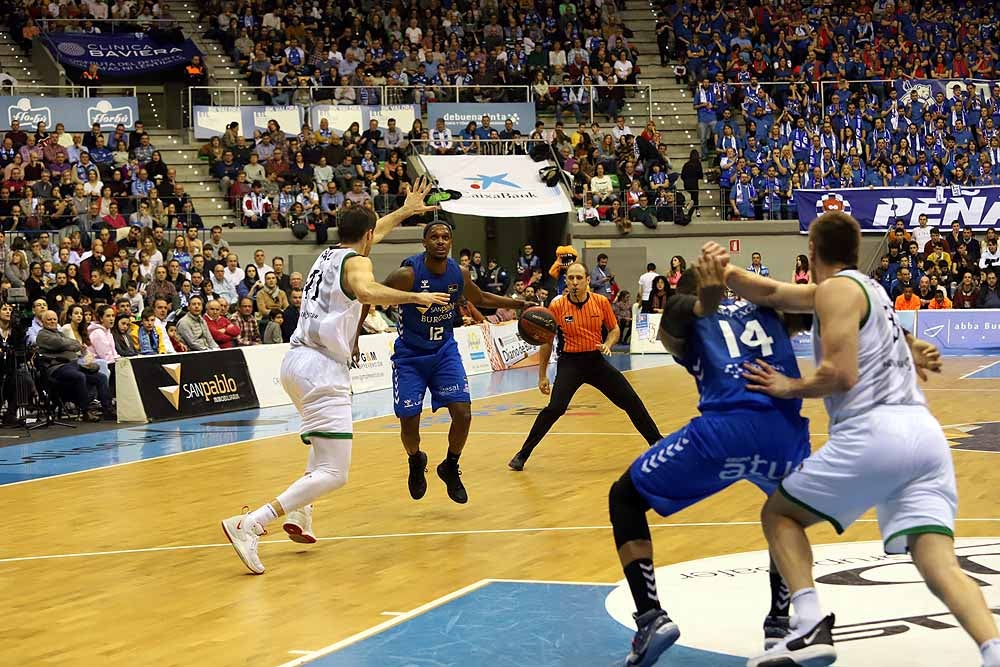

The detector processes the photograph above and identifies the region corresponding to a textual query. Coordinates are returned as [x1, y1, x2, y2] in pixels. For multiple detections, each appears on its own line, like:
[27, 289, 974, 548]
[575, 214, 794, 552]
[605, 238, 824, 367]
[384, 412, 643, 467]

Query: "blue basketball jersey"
[678, 299, 802, 415]
[396, 253, 464, 352]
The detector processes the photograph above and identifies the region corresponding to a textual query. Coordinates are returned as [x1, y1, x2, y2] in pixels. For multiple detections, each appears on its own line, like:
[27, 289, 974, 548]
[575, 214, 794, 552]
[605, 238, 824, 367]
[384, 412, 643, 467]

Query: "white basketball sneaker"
[221, 511, 265, 574]
[282, 504, 316, 544]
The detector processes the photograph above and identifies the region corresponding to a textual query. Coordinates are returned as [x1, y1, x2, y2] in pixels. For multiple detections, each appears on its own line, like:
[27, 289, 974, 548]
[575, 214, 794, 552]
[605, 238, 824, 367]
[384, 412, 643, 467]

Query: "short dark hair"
[646, 262, 656, 271]
[597, 253, 608, 261]
[809, 212, 860, 267]
[337, 207, 377, 244]
[675, 268, 698, 295]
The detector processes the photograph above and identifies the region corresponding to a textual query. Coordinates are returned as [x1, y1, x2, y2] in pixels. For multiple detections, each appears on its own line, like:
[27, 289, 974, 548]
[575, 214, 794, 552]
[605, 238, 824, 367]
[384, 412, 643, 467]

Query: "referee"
[508, 262, 662, 470]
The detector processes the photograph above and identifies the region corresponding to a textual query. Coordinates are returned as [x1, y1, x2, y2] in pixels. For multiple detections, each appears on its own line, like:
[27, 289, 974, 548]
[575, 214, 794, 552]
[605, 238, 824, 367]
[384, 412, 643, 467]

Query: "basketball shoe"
[437, 459, 468, 504]
[408, 450, 428, 499]
[747, 614, 836, 667]
[282, 504, 316, 544]
[625, 608, 680, 667]
[221, 511, 265, 574]
[763, 615, 790, 650]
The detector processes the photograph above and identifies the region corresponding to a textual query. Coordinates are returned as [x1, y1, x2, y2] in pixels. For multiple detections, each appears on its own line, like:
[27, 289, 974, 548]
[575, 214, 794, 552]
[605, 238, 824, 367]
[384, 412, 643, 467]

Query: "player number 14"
[429, 327, 444, 341]
[718, 319, 774, 358]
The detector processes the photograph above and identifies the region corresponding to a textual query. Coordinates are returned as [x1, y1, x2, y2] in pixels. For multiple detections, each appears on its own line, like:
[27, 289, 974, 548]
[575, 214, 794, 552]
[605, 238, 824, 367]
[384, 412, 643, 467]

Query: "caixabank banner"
[130, 349, 259, 421]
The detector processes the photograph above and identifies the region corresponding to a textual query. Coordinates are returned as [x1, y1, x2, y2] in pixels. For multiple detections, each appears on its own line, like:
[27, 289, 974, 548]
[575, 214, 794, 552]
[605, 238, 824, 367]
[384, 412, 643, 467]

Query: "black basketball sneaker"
[436, 459, 468, 504]
[408, 450, 428, 500]
[747, 614, 836, 667]
[763, 614, 790, 650]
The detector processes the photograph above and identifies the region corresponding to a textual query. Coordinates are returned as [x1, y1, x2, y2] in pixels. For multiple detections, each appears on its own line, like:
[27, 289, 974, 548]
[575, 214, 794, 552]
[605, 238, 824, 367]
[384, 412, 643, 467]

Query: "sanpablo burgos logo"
[605, 539, 1000, 665]
[87, 100, 134, 129]
[7, 98, 51, 131]
[157, 362, 240, 410]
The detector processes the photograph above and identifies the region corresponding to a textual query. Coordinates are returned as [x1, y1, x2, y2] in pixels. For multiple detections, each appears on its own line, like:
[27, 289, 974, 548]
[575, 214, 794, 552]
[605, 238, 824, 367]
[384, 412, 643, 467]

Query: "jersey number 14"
[718, 319, 774, 358]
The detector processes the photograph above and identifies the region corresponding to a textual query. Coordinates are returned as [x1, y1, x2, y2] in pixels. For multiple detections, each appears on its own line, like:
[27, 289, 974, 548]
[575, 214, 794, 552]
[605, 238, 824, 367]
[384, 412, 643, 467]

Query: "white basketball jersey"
[290, 247, 363, 364]
[812, 269, 926, 425]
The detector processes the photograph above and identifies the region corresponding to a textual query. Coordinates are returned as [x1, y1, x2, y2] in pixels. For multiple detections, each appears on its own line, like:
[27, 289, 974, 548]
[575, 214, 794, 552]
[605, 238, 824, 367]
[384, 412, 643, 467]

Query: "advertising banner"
[484, 321, 540, 370]
[308, 104, 420, 134]
[427, 103, 536, 135]
[915, 309, 1000, 355]
[128, 349, 258, 421]
[455, 324, 494, 375]
[2, 96, 138, 131]
[796, 186, 1000, 233]
[192, 105, 304, 139]
[420, 154, 573, 218]
[349, 332, 396, 394]
[892, 79, 993, 107]
[43, 32, 201, 77]
[630, 311, 667, 354]
[241, 343, 292, 408]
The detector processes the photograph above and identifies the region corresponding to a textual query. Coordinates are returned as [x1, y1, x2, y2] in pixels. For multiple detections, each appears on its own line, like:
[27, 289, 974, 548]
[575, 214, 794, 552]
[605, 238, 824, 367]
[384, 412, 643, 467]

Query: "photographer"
[589, 254, 616, 299]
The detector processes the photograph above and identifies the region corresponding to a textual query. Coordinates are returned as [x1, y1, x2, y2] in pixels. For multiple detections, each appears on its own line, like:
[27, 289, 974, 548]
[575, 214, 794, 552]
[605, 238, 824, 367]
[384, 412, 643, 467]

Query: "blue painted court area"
[303, 581, 745, 667]
[0, 355, 672, 486]
[963, 361, 1000, 379]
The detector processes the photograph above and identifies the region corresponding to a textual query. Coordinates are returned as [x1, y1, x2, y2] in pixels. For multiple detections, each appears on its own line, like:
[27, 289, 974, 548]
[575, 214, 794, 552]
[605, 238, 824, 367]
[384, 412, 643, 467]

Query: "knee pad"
[609, 470, 651, 549]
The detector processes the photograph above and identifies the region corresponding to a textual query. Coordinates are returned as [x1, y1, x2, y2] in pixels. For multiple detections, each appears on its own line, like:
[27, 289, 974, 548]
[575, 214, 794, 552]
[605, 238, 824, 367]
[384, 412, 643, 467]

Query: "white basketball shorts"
[779, 405, 957, 554]
[280, 346, 352, 445]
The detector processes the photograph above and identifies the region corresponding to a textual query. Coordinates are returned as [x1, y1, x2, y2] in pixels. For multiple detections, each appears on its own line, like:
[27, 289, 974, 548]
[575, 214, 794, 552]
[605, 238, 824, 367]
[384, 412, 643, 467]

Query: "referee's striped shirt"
[549, 293, 617, 354]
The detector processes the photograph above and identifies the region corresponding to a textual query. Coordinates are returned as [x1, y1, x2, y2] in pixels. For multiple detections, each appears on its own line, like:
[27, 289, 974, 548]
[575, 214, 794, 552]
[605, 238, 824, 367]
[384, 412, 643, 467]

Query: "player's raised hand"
[402, 176, 438, 214]
[909, 338, 942, 381]
[414, 291, 451, 307]
[701, 242, 731, 267]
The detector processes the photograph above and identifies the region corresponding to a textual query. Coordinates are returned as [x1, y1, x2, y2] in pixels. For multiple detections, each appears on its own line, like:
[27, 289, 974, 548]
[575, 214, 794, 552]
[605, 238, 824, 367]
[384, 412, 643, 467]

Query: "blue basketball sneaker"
[625, 608, 680, 667]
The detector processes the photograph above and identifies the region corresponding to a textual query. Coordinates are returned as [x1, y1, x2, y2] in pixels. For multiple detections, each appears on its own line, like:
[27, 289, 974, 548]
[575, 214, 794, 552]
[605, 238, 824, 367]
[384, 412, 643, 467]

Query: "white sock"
[790, 588, 822, 628]
[981, 638, 1000, 667]
[248, 503, 278, 531]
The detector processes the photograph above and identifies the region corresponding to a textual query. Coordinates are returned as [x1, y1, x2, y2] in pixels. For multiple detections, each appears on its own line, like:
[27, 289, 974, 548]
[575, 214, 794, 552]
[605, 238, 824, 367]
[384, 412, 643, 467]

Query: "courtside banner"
[193, 105, 303, 139]
[308, 104, 420, 134]
[241, 343, 292, 408]
[915, 309, 1000, 355]
[630, 311, 667, 354]
[455, 324, 493, 375]
[485, 321, 540, 370]
[349, 332, 396, 394]
[3, 96, 138, 131]
[129, 349, 258, 421]
[420, 155, 573, 217]
[427, 103, 535, 135]
[796, 186, 1000, 233]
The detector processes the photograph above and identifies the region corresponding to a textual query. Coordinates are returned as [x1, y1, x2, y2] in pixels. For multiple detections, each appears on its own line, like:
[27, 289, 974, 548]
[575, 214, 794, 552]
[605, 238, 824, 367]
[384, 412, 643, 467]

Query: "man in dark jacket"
[36, 310, 112, 421]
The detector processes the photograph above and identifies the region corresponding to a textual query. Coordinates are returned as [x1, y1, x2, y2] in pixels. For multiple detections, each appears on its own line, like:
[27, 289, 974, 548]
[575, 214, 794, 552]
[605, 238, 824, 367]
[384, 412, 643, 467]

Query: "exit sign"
[729, 239, 741, 253]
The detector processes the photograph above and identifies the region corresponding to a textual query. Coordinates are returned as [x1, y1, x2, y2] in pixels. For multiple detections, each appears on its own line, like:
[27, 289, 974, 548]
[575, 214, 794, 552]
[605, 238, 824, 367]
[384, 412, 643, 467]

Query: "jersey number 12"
[718, 319, 774, 358]
[429, 327, 444, 341]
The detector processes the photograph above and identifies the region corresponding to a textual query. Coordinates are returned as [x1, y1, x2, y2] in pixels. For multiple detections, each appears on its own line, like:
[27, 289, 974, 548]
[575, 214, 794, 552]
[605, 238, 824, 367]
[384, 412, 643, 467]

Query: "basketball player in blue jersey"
[383, 222, 524, 503]
[609, 248, 812, 667]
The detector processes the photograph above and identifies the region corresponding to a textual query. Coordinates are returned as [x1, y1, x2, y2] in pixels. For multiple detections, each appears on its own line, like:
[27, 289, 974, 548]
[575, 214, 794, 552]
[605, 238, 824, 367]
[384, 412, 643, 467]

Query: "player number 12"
[429, 327, 444, 341]
[718, 319, 774, 358]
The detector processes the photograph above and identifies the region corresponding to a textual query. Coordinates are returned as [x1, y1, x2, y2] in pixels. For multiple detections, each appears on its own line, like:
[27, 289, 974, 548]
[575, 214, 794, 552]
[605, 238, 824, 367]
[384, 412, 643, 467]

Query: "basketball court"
[1, 354, 998, 666]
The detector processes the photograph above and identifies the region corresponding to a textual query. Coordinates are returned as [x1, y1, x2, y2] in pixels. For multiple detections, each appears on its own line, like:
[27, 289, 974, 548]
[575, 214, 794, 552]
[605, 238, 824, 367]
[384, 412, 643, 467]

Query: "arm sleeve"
[661, 294, 698, 340]
[601, 297, 617, 329]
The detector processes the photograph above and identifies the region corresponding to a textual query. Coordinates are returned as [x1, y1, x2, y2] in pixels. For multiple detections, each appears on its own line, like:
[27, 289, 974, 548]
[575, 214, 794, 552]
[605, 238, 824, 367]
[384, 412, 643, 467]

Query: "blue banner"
[427, 103, 536, 135]
[796, 186, 1000, 233]
[43, 32, 201, 77]
[915, 309, 1000, 355]
[192, 105, 303, 140]
[2, 96, 138, 131]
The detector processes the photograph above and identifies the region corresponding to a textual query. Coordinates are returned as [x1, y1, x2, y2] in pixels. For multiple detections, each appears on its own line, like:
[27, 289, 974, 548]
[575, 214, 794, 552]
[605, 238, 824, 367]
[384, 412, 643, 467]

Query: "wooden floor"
[1, 357, 998, 666]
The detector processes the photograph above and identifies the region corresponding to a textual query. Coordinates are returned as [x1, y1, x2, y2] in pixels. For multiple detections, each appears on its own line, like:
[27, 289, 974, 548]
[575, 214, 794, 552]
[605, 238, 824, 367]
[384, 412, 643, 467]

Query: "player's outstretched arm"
[702, 242, 816, 313]
[906, 332, 942, 381]
[371, 176, 438, 244]
[657, 251, 726, 357]
[461, 267, 523, 310]
[743, 278, 863, 399]
[346, 256, 449, 307]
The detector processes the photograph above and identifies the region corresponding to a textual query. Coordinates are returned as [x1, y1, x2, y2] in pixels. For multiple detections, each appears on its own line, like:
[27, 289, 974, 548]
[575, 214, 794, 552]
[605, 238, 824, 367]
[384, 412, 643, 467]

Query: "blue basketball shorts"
[629, 409, 810, 517]
[392, 337, 470, 418]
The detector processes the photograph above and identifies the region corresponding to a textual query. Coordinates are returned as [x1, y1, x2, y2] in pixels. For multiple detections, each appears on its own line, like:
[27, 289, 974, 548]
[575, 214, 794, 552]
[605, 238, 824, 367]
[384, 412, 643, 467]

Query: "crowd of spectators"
[870, 218, 1000, 311]
[656, 1, 1000, 219]
[0, 118, 205, 232]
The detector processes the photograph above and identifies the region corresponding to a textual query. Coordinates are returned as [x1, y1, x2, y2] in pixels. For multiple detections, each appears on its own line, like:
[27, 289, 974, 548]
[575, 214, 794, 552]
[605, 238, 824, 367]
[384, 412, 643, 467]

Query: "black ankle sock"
[624, 559, 661, 616]
[446, 451, 461, 465]
[769, 569, 790, 617]
[409, 451, 424, 462]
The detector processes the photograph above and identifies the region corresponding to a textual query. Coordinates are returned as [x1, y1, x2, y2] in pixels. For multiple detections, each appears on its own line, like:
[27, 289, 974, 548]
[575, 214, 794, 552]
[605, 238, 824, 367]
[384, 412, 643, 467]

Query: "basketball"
[518, 306, 557, 345]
